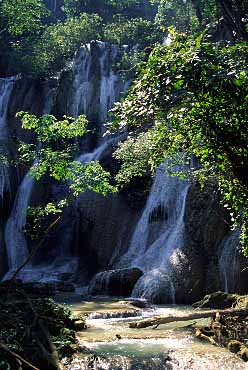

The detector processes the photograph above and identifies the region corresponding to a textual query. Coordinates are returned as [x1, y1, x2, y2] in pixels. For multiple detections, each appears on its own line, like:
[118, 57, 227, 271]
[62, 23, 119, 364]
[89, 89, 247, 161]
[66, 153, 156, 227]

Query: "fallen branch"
[0, 342, 39, 370]
[129, 309, 248, 328]
[9, 216, 61, 282]
[38, 319, 64, 370]
[195, 328, 218, 346]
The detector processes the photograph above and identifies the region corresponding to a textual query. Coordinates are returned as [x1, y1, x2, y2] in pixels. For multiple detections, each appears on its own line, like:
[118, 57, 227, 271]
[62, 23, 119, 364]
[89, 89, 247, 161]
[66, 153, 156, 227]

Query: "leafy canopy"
[25, 13, 102, 75]
[111, 32, 248, 254]
[0, 0, 49, 36]
[17, 112, 116, 197]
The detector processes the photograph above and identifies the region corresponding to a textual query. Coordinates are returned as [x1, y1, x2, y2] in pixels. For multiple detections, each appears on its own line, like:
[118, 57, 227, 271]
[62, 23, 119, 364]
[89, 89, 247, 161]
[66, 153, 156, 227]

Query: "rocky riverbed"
[61, 295, 248, 370]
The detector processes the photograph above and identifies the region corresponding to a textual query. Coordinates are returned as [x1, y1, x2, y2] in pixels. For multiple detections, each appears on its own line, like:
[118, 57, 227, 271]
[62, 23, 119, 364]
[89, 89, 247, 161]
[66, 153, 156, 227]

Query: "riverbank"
[1, 288, 247, 369]
[0, 284, 85, 370]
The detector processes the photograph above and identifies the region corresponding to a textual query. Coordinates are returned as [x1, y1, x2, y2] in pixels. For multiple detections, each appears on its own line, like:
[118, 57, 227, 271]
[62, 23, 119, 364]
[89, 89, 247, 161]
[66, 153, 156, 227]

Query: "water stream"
[3, 41, 126, 281]
[4, 83, 56, 278]
[219, 229, 241, 293]
[89, 164, 190, 303]
[0, 77, 17, 200]
[61, 298, 246, 370]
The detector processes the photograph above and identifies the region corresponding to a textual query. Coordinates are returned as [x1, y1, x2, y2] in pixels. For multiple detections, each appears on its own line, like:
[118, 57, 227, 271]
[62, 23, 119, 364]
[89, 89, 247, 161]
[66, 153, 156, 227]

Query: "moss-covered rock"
[192, 291, 239, 309]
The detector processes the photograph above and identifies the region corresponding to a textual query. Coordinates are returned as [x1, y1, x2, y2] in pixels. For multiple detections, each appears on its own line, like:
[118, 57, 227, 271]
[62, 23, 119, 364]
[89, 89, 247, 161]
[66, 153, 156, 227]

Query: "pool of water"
[60, 296, 247, 370]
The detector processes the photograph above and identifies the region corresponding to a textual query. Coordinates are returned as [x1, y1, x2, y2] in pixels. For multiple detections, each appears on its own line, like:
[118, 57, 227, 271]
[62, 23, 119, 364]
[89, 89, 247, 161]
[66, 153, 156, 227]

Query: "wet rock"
[23, 282, 55, 295]
[88, 268, 143, 297]
[8, 280, 76, 294]
[60, 272, 74, 281]
[148, 205, 168, 224]
[192, 291, 239, 309]
[0, 280, 55, 296]
[124, 298, 150, 308]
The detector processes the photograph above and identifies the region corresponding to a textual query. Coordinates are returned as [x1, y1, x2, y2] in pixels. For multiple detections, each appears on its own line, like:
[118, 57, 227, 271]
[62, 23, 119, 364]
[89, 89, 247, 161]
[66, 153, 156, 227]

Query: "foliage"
[0, 291, 82, 369]
[151, 0, 248, 40]
[151, 0, 200, 31]
[111, 32, 248, 254]
[20, 13, 102, 76]
[17, 112, 116, 237]
[0, 0, 49, 36]
[64, 0, 153, 20]
[103, 16, 164, 47]
[17, 112, 115, 194]
[24, 200, 68, 240]
[0, 0, 50, 73]
[0, 0, 157, 76]
[115, 49, 148, 79]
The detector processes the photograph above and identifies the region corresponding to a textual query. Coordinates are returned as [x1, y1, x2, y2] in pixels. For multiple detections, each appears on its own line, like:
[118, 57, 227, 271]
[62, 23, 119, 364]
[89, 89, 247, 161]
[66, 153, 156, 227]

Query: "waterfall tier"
[0, 42, 247, 301]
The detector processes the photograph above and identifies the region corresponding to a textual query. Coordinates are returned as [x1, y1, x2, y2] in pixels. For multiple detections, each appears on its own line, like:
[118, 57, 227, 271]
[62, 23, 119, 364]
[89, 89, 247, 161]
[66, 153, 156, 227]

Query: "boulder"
[88, 268, 143, 297]
[124, 298, 150, 308]
[192, 291, 239, 309]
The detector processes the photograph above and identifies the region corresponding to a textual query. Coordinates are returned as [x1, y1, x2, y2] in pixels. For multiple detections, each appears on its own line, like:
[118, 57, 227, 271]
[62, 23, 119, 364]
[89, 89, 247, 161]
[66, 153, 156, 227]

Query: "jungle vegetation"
[2, 0, 248, 254]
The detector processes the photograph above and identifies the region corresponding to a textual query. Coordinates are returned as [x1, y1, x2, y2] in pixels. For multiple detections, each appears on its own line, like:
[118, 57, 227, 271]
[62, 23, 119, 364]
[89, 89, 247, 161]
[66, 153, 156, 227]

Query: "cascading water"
[62, 299, 246, 370]
[0, 77, 17, 200]
[71, 41, 126, 124]
[5, 172, 35, 272]
[77, 135, 120, 163]
[3, 42, 126, 281]
[117, 164, 190, 303]
[219, 229, 240, 293]
[99, 42, 122, 123]
[71, 44, 92, 118]
[4, 84, 56, 278]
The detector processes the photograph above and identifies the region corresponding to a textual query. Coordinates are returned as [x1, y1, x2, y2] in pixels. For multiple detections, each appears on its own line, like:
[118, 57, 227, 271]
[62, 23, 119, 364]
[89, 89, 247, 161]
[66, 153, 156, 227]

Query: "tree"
[17, 112, 115, 240]
[110, 32, 248, 254]
[150, 0, 248, 39]
[64, 0, 154, 20]
[0, 0, 49, 36]
[215, 0, 248, 41]
[103, 16, 163, 47]
[26, 13, 102, 75]
[17, 112, 115, 198]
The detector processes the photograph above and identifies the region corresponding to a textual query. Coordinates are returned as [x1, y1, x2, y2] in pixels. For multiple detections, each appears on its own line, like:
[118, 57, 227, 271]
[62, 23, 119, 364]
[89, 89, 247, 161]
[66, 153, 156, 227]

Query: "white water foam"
[117, 164, 190, 303]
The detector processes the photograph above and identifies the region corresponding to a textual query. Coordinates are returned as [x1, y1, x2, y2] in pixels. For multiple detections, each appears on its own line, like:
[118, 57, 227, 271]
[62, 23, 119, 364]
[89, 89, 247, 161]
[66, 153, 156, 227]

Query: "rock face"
[0, 40, 247, 302]
[88, 268, 143, 297]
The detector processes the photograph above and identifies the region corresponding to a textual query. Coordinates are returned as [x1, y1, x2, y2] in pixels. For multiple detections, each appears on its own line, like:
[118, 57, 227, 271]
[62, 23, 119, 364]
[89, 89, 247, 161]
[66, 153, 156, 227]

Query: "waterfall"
[71, 44, 92, 118]
[98, 42, 121, 123]
[4, 84, 56, 277]
[0, 77, 17, 200]
[5, 172, 35, 271]
[77, 135, 120, 163]
[219, 229, 240, 293]
[117, 164, 190, 303]
[71, 41, 126, 124]
[2, 42, 126, 281]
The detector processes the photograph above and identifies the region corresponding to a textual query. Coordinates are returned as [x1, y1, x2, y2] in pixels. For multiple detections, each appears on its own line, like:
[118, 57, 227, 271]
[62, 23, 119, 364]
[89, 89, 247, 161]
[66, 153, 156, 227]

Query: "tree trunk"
[129, 309, 248, 329]
[215, 0, 248, 41]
